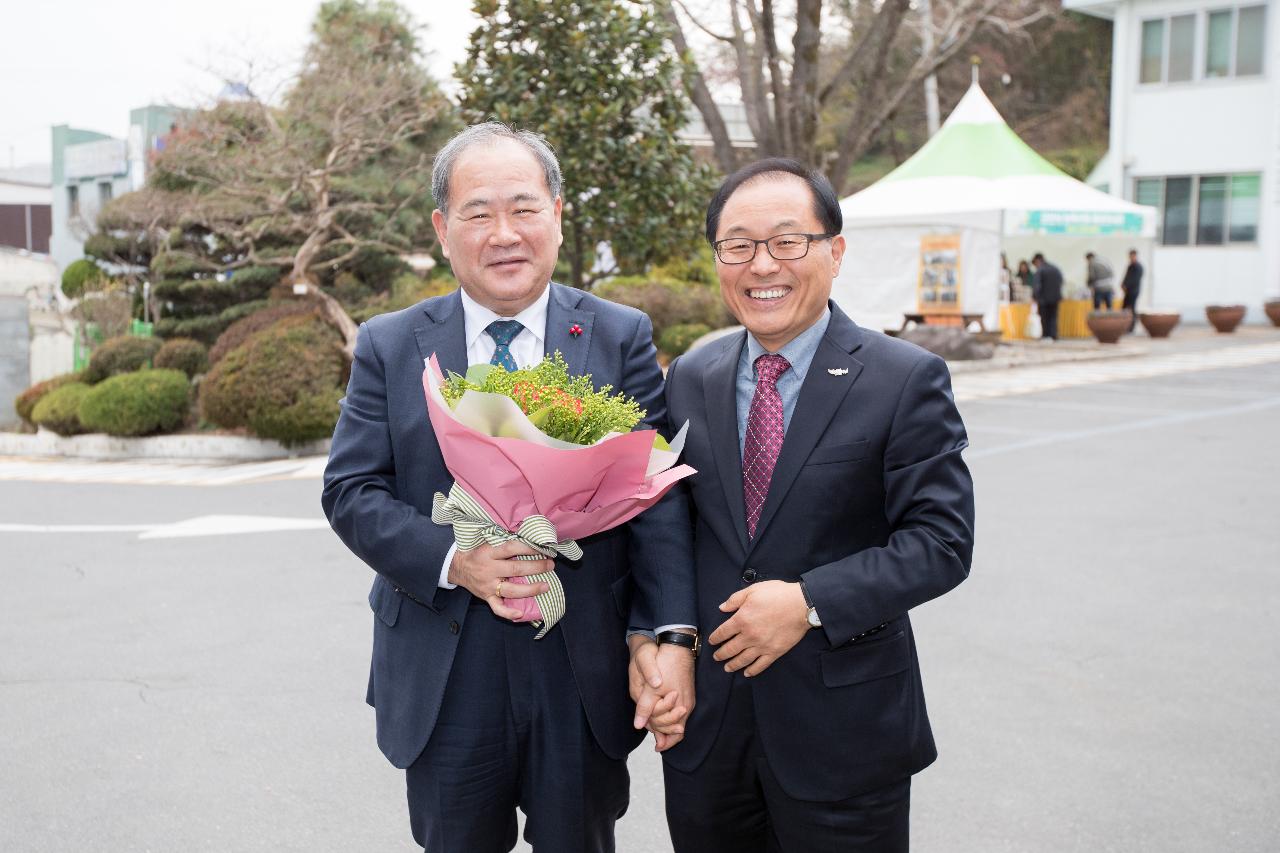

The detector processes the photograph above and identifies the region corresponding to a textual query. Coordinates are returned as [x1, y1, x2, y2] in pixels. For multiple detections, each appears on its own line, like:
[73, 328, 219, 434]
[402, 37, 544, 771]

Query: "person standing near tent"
[1015, 260, 1034, 301]
[1085, 252, 1115, 310]
[1031, 253, 1063, 340]
[1122, 249, 1144, 332]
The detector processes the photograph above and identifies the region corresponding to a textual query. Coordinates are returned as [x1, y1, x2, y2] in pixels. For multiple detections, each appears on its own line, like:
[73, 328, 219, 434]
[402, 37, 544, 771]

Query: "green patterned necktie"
[486, 320, 523, 371]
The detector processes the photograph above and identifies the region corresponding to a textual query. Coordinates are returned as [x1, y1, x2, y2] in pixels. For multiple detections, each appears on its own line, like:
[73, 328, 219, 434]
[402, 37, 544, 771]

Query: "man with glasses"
[660, 158, 975, 852]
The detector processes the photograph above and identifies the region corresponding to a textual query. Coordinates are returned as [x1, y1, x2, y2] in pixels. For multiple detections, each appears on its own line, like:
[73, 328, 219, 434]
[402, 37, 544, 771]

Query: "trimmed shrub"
[349, 271, 458, 324]
[15, 371, 85, 425]
[200, 317, 347, 446]
[658, 323, 712, 358]
[31, 382, 92, 435]
[84, 336, 163, 384]
[78, 369, 191, 437]
[153, 299, 271, 346]
[208, 300, 324, 366]
[61, 259, 103, 299]
[154, 338, 209, 378]
[592, 277, 732, 343]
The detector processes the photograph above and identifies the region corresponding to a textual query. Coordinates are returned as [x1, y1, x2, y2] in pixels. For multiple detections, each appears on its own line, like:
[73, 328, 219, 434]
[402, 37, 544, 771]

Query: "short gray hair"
[431, 122, 562, 214]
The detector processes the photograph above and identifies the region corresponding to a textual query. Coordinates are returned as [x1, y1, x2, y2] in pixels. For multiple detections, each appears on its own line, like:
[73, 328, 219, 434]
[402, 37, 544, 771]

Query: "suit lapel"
[747, 305, 865, 554]
[412, 289, 468, 377]
[704, 331, 750, 555]
[544, 283, 594, 377]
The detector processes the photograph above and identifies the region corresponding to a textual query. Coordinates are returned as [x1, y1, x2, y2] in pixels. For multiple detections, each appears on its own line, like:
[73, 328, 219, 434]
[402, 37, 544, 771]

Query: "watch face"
[807, 608, 821, 628]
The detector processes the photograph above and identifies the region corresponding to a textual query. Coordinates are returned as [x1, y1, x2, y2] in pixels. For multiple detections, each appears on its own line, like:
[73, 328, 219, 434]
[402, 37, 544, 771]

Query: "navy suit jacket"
[663, 302, 974, 801]
[322, 283, 696, 769]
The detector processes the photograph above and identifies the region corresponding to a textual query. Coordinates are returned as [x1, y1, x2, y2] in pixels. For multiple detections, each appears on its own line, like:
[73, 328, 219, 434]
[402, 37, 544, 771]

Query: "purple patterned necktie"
[743, 353, 790, 538]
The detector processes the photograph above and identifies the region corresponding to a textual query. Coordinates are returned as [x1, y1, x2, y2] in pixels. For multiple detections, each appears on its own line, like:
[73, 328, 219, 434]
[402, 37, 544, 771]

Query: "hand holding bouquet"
[424, 352, 693, 638]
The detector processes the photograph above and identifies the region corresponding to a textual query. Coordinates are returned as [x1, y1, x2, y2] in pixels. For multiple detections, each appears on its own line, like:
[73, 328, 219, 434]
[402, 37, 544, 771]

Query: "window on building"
[98, 182, 113, 205]
[67, 185, 80, 218]
[1141, 19, 1165, 83]
[1227, 174, 1260, 242]
[1196, 176, 1228, 244]
[1237, 6, 1266, 76]
[1163, 177, 1193, 245]
[1206, 10, 1234, 77]
[1135, 173, 1261, 246]
[1168, 15, 1197, 81]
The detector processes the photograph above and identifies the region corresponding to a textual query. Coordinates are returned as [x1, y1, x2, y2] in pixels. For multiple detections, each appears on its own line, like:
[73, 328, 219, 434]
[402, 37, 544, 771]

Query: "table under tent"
[832, 81, 1158, 339]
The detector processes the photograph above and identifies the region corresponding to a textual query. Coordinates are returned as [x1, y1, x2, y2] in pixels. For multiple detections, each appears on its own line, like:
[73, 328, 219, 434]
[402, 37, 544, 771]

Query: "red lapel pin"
[569, 324, 583, 337]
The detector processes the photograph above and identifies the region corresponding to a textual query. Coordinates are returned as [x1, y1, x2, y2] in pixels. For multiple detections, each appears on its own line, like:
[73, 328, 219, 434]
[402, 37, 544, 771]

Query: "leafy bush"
[200, 317, 348, 446]
[15, 371, 85, 425]
[208, 300, 325, 365]
[61, 259, 103, 299]
[592, 277, 733, 343]
[31, 383, 92, 435]
[84, 336, 163, 384]
[658, 323, 712, 358]
[153, 299, 270, 346]
[78, 370, 191, 436]
[349, 271, 457, 323]
[154, 338, 209, 378]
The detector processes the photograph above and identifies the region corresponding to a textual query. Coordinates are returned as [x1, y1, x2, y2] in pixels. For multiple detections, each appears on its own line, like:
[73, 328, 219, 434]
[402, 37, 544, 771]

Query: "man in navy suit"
[661, 159, 975, 852]
[322, 123, 697, 853]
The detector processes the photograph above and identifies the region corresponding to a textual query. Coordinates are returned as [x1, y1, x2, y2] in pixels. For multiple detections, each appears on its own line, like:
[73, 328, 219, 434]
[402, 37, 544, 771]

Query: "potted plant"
[1139, 311, 1181, 338]
[1205, 304, 1246, 333]
[1086, 309, 1131, 344]
[1264, 299, 1280, 327]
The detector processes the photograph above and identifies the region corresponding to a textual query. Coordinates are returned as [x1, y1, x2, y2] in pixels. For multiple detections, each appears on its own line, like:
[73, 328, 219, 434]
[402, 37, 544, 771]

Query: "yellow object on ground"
[999, 303, 1031, 340]
[1058, 300, 1093, 339]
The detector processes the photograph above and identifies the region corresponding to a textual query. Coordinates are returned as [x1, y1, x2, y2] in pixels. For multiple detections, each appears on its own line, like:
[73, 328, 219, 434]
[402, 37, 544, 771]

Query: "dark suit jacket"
[1033, 262, 1064, 304]
[663, 302, 974, 802]
[321, 283, 696, 769]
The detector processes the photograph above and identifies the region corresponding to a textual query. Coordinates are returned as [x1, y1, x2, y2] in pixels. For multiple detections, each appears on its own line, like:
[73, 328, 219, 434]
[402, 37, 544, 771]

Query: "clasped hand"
[628, 636, 696, 753]
[447, 540, 554, 620]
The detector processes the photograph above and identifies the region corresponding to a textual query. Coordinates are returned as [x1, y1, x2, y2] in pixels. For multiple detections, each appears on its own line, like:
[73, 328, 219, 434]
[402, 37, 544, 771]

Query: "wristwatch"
[656, 630, 701, 658]
[799, 580, 821, 629]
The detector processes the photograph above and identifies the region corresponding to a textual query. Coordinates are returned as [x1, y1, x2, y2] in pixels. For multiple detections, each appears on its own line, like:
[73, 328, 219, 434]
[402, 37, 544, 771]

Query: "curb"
[0, 430, 330, 463]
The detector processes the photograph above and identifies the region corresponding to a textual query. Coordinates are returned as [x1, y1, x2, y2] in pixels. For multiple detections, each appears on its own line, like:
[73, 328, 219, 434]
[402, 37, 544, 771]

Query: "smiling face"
[713, 173, 844, 352]
[431, 138, 563, 315]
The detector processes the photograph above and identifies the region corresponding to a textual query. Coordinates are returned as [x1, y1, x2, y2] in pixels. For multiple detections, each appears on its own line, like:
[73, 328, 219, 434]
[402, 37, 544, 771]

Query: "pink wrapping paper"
[423, 355, 695, 619]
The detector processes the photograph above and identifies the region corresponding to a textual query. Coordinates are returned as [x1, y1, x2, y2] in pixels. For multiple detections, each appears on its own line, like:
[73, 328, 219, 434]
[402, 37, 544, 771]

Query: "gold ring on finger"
[496, 580, 505, 598]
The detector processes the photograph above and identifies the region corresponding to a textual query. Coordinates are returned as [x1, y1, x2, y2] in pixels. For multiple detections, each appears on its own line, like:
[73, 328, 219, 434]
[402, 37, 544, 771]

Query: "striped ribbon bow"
[431, 484, 578, 639]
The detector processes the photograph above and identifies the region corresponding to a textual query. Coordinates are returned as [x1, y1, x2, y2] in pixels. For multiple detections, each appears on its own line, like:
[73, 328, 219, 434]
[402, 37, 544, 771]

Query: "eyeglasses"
[712, 232, 836, 265]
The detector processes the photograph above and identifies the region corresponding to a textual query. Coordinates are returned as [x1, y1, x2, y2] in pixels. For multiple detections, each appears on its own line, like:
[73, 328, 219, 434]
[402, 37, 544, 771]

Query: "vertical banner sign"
[918, 234, 962, 313]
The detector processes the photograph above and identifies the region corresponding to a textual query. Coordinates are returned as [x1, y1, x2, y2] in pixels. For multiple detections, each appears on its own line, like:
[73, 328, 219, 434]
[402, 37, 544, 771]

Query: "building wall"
[1095, 0, 1278, 316]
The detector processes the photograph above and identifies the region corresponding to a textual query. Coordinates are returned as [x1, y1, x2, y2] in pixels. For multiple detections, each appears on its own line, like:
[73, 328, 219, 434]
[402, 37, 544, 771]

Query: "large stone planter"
[1205, 304, 1246, 333]
[1265, 300, 1280, 327]
[1086, 310, 1131, 344]
[1139, 311, 1181, 338]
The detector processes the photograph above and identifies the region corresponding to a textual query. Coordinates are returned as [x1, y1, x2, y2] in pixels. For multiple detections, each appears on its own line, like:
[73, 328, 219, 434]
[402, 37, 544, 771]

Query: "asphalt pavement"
[1, 348, 1278, 852]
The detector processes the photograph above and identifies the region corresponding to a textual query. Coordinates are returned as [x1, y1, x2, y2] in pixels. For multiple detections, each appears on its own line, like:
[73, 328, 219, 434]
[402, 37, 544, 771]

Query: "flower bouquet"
[423, 352, 694, 638]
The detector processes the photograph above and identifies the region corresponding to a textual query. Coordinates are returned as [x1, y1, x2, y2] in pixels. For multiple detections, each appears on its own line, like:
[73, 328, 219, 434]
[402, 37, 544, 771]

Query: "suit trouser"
[405, 601, 629, 853]
[1123, 287, 1140, 330]
[1040, 301, 1060, 340]
[1092, 288, 1114, 310]
[663, 675, 910, 853]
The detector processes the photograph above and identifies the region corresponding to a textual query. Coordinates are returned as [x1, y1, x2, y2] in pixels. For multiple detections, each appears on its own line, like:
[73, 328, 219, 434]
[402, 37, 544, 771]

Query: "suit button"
[449, 620, 459, 635]
[742, 568, 757, 583]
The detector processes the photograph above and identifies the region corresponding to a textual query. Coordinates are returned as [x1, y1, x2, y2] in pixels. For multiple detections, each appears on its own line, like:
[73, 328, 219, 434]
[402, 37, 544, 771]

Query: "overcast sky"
[1, 0, 479, 169]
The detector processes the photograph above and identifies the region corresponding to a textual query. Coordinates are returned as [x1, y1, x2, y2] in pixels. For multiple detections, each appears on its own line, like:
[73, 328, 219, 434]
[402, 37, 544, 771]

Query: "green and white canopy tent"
[832, 81, 1157, 330]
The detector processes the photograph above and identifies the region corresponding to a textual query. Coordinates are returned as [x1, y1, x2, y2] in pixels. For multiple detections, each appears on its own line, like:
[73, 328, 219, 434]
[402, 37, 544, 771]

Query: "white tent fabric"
[832, 82, 1157, 332]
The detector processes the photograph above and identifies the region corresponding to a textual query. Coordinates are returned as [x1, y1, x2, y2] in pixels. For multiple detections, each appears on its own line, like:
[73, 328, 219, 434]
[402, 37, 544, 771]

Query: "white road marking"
[0, 515, 330, 539]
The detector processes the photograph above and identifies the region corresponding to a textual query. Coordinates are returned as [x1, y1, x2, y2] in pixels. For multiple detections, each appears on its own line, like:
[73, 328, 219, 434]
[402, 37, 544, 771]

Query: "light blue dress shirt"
[736, 308, 832, 459]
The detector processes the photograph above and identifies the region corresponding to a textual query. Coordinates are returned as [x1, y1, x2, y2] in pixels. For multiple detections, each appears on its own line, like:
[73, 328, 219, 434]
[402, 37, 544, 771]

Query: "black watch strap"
[656, 630, 701, 658]
[799, 579, 815, 609]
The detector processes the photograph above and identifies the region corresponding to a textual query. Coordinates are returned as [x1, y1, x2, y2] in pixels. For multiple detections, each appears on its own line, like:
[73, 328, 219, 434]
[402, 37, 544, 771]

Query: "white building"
[1068, 0, 1277, 319]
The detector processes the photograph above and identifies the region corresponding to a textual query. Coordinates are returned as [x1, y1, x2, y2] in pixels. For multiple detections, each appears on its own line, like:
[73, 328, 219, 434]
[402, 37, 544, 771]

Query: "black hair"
[705, 157, 842, 244]
[1032, 252, 1045, 263]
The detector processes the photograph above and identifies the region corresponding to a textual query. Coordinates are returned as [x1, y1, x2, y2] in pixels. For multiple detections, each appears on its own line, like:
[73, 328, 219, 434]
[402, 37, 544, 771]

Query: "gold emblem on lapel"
[827, 368, 849, 376]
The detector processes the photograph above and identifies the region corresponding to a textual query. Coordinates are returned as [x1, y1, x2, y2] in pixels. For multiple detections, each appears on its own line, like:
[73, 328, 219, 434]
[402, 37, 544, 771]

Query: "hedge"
[591, 277, 732, 343]
[31, 382, 92, 435]
[153, 338, 209, 378]
[15, 371, 85, 425]
[658, 323, 712, 358]
[208, 300, 324, 366]
[153, 299, 269, 346]
[61, 259, 103, 299]
[200, 317, 347, 446]
[84, 336, 163, 384]
[78, 369, 191, 437]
